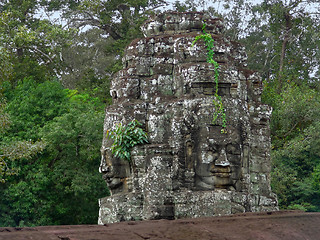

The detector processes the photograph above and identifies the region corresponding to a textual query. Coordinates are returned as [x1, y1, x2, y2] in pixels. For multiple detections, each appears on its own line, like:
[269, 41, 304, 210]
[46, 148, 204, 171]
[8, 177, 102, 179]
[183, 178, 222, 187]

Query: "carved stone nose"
[215, 149, 230, 167]
[104, 165, 114, 177]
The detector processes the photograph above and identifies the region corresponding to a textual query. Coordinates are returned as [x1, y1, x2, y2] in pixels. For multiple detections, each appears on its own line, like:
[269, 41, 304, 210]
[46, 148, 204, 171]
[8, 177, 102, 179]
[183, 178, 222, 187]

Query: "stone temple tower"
[98, 12, 278, 224]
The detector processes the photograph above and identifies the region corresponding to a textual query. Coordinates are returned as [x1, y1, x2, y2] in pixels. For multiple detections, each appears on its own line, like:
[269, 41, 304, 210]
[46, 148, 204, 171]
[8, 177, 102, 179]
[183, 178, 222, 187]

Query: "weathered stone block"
[98, 12, 278, 224]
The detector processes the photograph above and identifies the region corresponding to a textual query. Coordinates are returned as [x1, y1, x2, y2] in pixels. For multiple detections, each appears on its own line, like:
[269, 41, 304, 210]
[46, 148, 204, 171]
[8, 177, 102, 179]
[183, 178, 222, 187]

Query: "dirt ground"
[1, 211, 319, 240]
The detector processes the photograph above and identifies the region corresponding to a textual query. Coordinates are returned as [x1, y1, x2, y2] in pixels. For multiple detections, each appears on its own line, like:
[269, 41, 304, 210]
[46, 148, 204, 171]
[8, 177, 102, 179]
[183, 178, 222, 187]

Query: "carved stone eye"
[226, 144, 241, 155]
[211, 144, 219, 153]
[112, 90, 118, 99]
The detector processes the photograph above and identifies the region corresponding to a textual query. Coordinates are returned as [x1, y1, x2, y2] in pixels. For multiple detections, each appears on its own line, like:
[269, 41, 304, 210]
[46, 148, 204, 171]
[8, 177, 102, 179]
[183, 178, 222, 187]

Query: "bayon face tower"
[98, 12, 278, 224]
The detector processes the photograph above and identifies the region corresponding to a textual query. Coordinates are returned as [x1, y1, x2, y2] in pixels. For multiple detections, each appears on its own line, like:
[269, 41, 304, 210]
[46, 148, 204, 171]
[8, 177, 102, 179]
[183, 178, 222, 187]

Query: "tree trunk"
[278, 12, 292, 92]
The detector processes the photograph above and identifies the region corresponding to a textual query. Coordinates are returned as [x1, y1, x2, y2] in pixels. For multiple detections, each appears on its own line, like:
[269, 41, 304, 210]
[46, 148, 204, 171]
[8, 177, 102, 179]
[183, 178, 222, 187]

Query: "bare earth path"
[1, 211, 320, 240]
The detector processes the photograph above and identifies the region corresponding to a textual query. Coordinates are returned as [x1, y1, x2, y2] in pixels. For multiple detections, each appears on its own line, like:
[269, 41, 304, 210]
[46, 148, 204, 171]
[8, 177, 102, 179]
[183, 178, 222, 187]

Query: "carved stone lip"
[215, 161, 230, 167]
[211, 167, 231, 173]
[107, 178, 123, 189]
[104, 172, 114, 178]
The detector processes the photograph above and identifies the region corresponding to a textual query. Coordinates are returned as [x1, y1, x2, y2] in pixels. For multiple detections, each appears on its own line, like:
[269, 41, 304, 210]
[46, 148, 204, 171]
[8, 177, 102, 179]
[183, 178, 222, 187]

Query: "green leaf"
[106, 119, 148, 162]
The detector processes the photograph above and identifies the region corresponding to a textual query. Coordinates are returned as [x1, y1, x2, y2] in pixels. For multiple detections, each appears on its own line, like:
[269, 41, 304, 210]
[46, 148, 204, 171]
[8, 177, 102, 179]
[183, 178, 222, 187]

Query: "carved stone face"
[194, 126, 243, 191]
[100, 148, 131, 195]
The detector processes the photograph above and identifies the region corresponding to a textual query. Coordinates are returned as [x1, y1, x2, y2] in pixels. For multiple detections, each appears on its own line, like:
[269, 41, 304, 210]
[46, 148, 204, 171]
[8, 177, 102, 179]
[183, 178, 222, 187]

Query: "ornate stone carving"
[98, 12, 278, 224]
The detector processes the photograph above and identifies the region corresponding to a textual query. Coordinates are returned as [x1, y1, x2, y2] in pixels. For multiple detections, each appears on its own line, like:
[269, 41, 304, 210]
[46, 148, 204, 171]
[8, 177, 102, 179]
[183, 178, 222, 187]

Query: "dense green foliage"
[107, 120, 148, 162]
[266, 83, 320, 211]
[0, 0, 73, 84]
[0, 80, 109, 226]
[228, 0, 320, 211]
[59, 28, 113, 104]
[244, 1, 320, 211]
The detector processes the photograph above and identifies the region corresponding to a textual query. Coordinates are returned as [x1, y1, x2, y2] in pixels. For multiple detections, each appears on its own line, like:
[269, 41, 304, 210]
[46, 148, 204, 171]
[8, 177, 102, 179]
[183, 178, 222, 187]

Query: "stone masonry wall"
[98, 12, 278, 224]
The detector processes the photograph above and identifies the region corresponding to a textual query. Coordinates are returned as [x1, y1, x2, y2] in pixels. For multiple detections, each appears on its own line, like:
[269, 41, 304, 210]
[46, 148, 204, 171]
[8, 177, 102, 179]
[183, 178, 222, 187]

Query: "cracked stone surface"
[98, 11, 278, 224]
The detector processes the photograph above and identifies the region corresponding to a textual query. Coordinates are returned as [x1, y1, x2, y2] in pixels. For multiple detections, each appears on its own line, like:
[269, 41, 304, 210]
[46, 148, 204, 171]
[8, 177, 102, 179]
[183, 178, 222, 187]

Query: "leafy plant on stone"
[192, 23, 227, 132]
[107, 120, 148, 162]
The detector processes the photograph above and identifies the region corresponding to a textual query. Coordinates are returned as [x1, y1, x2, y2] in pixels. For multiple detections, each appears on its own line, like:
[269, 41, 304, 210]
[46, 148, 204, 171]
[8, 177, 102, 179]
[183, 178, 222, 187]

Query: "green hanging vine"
[192, 23, 227, 133]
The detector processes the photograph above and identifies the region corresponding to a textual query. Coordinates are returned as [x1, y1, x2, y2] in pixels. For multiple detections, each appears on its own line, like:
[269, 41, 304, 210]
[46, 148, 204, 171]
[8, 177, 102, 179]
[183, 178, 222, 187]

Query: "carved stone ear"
[111, 90, 117, 99]
[226, 144, 241, 155]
